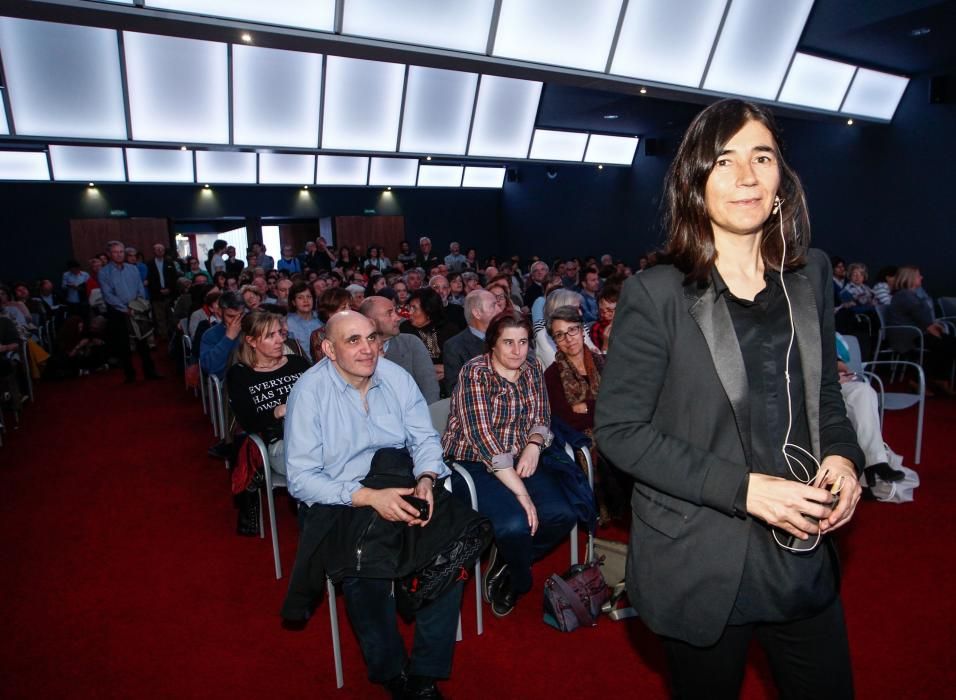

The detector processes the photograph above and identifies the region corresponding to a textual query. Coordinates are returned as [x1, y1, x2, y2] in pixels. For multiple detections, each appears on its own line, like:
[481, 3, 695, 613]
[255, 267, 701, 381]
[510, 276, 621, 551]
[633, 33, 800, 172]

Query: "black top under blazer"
[594, 248, 863, 647]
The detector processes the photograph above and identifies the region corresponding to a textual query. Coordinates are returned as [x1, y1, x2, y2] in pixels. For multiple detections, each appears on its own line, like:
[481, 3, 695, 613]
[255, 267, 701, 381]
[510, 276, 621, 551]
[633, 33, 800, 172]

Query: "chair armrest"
[862, 360, 925, 394]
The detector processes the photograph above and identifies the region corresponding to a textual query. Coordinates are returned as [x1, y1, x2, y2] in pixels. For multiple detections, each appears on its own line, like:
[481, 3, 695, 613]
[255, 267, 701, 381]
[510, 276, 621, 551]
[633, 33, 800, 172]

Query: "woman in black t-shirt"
[227, 311, 310, 536]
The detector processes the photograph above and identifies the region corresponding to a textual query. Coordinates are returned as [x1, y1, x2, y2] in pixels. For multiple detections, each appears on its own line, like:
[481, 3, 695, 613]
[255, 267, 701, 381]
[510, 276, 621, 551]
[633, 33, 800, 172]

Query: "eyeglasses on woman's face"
[552, 324, 582, 344]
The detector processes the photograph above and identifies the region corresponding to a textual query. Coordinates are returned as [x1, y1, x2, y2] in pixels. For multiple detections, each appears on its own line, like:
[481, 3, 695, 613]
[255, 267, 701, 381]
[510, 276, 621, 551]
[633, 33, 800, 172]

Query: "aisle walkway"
[2, 361, 954, 698]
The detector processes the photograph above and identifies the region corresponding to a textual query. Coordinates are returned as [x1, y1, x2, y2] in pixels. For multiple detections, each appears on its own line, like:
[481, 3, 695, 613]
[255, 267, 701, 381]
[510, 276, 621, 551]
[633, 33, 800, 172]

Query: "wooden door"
[70, 218, 171, 262]
[278, 221, 321, 254]
[333, 216, 405, 261]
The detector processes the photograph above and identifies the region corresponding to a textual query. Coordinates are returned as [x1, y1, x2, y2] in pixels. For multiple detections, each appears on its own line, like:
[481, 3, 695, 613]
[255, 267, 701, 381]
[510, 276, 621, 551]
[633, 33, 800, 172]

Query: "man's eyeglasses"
[492, 293, 507, 302]
[552, 325, 583, 343]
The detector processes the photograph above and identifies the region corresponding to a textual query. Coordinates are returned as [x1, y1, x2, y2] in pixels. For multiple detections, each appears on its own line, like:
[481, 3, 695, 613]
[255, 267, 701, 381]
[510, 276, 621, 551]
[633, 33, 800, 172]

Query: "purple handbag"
[543, 559, 610, 632]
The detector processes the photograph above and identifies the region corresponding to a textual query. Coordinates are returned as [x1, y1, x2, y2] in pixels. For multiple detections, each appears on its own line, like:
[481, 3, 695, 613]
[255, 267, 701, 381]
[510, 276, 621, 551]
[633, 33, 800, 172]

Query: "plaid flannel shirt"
[442, 353, 552, 471]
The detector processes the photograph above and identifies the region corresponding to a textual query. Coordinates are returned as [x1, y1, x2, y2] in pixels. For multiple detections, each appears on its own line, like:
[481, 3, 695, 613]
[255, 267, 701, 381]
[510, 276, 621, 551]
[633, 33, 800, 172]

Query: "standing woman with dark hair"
[443, 312, 590, 617]
[595, 99, 863, 699]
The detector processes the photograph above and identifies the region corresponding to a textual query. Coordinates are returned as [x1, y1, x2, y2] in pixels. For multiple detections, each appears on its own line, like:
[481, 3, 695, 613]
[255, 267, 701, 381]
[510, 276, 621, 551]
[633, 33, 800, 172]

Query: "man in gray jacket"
[361, 296, 440, 404]
[442, 289, 499, 396]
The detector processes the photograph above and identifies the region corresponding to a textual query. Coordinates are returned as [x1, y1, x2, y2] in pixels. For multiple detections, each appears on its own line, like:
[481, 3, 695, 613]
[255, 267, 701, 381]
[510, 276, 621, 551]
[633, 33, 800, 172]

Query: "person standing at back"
[98, 240, 160, 383]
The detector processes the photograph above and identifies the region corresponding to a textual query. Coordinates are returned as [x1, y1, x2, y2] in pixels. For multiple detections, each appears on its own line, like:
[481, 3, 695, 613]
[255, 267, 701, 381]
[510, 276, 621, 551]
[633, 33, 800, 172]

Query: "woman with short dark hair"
[400, 288, 459, 393]
[443, 312, 588, 617]
[309, 287, 351, 363]
[596, 99, 862, 698]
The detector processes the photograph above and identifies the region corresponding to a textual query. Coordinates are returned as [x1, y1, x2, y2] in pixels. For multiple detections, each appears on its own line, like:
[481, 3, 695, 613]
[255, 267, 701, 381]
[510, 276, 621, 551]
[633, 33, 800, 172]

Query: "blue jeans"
[342, 577, 463, 683]
[455, 457, 578, 595]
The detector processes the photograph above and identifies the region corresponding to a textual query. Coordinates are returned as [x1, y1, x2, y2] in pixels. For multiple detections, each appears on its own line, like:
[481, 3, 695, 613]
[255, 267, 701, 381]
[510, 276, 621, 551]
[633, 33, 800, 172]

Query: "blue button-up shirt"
[284, 357, 449, 506]
[98, 263, 146, 312]
[286, 312, 323, 359]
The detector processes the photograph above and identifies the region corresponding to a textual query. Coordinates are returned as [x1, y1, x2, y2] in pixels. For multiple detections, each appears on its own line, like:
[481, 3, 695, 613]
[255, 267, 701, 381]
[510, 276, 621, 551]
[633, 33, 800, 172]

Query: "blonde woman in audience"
[240, 284, 263, 311]
[227, 310, 310, 536]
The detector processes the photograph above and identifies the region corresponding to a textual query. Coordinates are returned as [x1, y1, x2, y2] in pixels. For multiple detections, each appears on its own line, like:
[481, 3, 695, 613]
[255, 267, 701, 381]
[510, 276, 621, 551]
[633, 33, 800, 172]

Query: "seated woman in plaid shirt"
[442, 311, 582, 618]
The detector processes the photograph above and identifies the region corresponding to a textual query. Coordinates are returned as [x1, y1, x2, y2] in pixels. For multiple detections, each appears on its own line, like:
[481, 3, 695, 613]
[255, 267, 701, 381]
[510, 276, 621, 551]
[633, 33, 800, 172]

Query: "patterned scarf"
[554, 349, 604, 405]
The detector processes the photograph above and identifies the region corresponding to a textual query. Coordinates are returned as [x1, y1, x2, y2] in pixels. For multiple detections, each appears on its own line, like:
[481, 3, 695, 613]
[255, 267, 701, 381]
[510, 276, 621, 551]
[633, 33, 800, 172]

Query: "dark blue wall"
[0, 183, 502, 282]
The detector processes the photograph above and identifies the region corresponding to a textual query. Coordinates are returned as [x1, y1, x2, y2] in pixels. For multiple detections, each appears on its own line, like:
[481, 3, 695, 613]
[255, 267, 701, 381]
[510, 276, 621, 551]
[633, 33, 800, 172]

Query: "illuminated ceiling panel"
[50, 146, 126, 182]
[315, 155, 369, 185]
[841, 68, 909, 120]
[343, 0, 495, 53]
[493, 0, 623, 72]
[467, 75, 542, 158]
[529, 129, 588, 161]
[0, 151, 50, 180]
[125, 148, 194, 182]
[321, 56, 405, 152]
[0, 18, 127, 139]
[778, 53, 856, 112]
[584, 134, 639, 165]
[462, 167, 506, 188]
[233, 45, 321, 148]
[368, 157, 418, 187]
[146, 0, 336, 31]
[195, 151, 257, 184]
[418, 165, 463, 187]
[124, 32, 229, 143]
[259, 153, 316, 184]
[703, 0, 813, 100]
[610, 0, 727, 87]
[0, 100, 8, 135]
[400, 66, 478, 156]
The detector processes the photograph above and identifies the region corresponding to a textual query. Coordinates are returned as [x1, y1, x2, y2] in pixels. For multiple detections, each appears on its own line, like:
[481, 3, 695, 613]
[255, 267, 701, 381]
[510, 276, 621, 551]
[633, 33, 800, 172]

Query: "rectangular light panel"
[124, 32, 229, 143]
[610, 0, 727, 87]
[126, 148, 194, 182]
[0, 151, 49, 180]
[529, 129, 588, 161]
[315, 156, 369, 186]
[233, 45, 321, 148]
[259, 153, 316, 185]
[147, 1, 335, 32]
[195, 151, 257, 184]
[468, 75, 542, 158]
[343, 0, 495, 54]
[0, 18, 127, 139]
[368, 158, 418, 187]
[0, 97, 8, 135]
[418, 165, 463, 187]
[703, 0, 813, 99]
[50, 146, 126, 182]
[400, 66, 478, 156]
[462, 167, 506, 188]
[493, 0, 624, 72]
[778, 53, 856, 111]
[321, 56, 405, 152]
[584, 134, 639, 165]
[841, 68, 909, 121]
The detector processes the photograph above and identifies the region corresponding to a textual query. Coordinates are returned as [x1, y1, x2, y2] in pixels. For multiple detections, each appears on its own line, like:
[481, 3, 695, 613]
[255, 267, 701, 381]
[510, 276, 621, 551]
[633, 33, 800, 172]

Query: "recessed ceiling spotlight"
[426, 155, 432, 161]
[203, 183, 210, 189]
[302, 185, 309, 190]
[597, 164, 603, 170]
[639, 87, 647, 94]
[846, 119, 854, 126]
[387, 186, 392, 191]
[88, 182, 95, 187]
[180, 145, 187, 151]
[241, 33, 253, 43]
[909, 27, 931, 37]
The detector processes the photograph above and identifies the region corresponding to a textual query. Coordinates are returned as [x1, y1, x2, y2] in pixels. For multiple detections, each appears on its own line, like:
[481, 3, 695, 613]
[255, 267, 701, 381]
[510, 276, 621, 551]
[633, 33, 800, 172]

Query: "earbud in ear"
[772, 196, 783, 215]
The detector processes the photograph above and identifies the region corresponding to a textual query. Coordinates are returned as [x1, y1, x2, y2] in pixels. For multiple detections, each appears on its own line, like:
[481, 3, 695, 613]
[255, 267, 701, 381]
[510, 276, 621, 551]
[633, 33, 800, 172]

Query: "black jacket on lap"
[281, 448, 491, 622]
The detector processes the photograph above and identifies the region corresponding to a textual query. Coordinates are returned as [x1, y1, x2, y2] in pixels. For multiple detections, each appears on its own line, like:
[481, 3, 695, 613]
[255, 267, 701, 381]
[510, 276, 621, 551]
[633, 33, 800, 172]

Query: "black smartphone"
[402, 495, 430, 521]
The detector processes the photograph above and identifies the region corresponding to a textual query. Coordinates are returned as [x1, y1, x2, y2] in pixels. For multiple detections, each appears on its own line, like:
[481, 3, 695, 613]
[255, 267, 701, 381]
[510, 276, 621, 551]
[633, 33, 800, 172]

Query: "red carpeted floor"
[2, 355, 954, 699]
